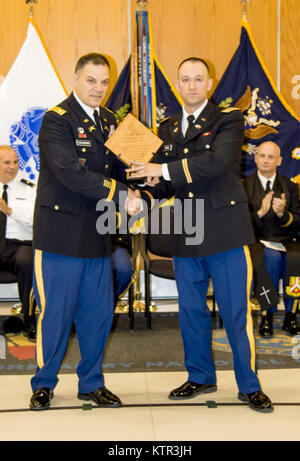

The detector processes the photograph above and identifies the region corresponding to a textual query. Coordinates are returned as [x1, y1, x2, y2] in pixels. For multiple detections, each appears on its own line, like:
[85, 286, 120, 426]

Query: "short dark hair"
[75, 53, 110, 73]
[178, 57, 210, 76]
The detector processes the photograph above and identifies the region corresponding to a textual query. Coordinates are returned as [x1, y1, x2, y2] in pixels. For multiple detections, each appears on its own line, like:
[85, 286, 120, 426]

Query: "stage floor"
[0, 301, 299, 443]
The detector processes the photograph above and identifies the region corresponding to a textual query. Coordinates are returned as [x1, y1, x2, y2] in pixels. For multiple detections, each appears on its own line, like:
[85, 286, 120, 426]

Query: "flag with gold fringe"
[212, 19, 300, 183]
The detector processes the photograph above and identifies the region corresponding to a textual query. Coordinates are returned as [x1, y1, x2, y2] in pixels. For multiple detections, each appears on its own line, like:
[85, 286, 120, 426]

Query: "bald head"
[0, 146, 19, 184]
[255, 142, 282, 178]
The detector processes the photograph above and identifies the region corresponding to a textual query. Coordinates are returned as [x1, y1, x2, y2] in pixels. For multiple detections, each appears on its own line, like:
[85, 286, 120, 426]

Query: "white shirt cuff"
[161, 163, 171, 181]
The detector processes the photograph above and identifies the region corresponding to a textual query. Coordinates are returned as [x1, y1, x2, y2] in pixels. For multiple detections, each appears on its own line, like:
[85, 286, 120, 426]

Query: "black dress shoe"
[30, 388, 53, 411]
[282, 312, 300, 336]
[23, 324, 36, 342]
[169, 381, 217, 400]
[259, 314, 273, 337]
[238, 391, 274, 413]
[78, 386, 123, 408]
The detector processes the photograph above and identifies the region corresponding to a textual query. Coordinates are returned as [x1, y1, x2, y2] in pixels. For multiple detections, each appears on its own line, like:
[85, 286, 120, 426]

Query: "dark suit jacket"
[243, 172, 300, 243]
[33, 93, 128, 258]
[141, 100, 254, 257]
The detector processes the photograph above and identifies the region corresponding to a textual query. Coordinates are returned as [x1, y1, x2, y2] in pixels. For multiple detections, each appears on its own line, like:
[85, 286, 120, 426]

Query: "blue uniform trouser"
[111, 247, 133, 304]
[263, 247, 296, 314]
[31, 250, 114, 394]
[173, 246, 262, 394]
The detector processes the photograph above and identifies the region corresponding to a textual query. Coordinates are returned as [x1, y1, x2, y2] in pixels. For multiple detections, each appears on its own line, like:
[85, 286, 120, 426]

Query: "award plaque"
[104, 113, 163, 165]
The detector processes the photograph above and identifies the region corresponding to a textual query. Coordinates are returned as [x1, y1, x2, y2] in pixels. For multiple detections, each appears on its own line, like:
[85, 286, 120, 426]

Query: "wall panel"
[280, 0, 300, 117]
[131, 0, 278, 95]
[1, 0, 299, 118]
[0, 0, 129, 96]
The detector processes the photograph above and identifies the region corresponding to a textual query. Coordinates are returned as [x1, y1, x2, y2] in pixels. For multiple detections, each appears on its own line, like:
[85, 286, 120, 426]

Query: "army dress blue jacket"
[141, 100, 255, 257]
[33, 93, 128, 258]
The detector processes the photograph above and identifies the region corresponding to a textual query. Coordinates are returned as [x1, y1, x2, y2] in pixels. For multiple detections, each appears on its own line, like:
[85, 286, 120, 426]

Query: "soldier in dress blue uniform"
[244, 141, 300, 338]
[30, 53, 139, 410]
[127, 57, 273, 413]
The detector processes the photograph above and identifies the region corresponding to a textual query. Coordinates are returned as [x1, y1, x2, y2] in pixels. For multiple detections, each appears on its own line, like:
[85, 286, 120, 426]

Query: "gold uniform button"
[188, 192, 194, 198]
[106, 149, 109, 155]
[165, 152, 169, 156]
[82, 148, 86, 152]
[183, 148, 189, 154]
[230, 200, 236, 205]
[54, 205, 60, 210]
[205, 144, 210, 149]
[105, 164, 109, 169]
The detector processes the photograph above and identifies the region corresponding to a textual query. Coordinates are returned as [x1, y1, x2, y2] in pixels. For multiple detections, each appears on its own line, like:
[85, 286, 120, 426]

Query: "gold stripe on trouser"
[243, 245, 259, 376]
[292, 299, 299, 314]
[34, 250, 46, 369]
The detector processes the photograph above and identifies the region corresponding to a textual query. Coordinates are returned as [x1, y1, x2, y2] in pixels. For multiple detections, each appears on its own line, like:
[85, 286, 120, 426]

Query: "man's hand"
[126, 162, 163, 179]
[257, 191, 274, 218]
[125, 188, 142, 216]
[272, 193, 286, 218]
[0, 199, 12, 216]
[144, 176, 160, 187]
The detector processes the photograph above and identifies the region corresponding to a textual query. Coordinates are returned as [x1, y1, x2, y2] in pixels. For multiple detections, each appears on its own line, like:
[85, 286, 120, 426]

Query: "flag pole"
[26, 0, 37, 19]
[239, 0, 250, 20]
[130, 0, 157, 315]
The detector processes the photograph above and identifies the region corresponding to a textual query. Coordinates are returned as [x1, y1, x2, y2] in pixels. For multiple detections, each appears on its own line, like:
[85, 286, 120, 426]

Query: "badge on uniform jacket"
[76, 139, 92, 147]
[162, 145, 173, 152]
[79, 158, 87, 167]
[108, 125, 115, 138]
[77, 127, 87, 138]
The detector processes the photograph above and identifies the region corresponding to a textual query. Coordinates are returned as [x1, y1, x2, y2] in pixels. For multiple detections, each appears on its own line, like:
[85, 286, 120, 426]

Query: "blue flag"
[212, 19, 300, 180]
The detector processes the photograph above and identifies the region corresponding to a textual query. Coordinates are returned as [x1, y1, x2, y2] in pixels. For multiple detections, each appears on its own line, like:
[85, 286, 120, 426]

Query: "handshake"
[124, 161, 162, 216]
[125, 188, 142, 217]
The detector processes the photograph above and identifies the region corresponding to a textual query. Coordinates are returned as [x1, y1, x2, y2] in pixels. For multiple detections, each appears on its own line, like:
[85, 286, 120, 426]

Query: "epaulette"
[47, 106, 67, 116]
[160, 117, 170, 124]
[20, 178, 35, 187]
[221, 107, 240, 114]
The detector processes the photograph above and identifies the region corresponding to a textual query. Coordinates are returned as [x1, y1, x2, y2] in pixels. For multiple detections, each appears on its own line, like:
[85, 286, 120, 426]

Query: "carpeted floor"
[0, 312, 299, 375]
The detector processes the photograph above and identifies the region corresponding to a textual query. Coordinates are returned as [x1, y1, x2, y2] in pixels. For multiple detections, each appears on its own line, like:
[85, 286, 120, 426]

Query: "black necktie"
[185, 115, 195, 138]
[0, 184, 8, 253]
[265, 180, 271, 192]
[93, 109, 104, 137]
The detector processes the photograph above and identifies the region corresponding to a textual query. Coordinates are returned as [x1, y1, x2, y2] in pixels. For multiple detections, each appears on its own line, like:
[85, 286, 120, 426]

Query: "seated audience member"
[0, 145, 37, 340]
[243, 141, 300, 337]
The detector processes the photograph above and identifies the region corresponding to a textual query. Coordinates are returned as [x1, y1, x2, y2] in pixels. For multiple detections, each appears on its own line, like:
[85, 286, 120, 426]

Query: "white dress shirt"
[73, 91, 100, 125]
[257, 172, 276, 191]
[1, 176, 36, 241]
[162, 100, 208, 181]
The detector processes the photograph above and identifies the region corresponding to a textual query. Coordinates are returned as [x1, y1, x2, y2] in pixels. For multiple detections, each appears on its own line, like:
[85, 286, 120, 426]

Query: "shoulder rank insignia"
[221, 107, 240, 114]
[20, 178, 35, 187]
[48, 106, 67, 116]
